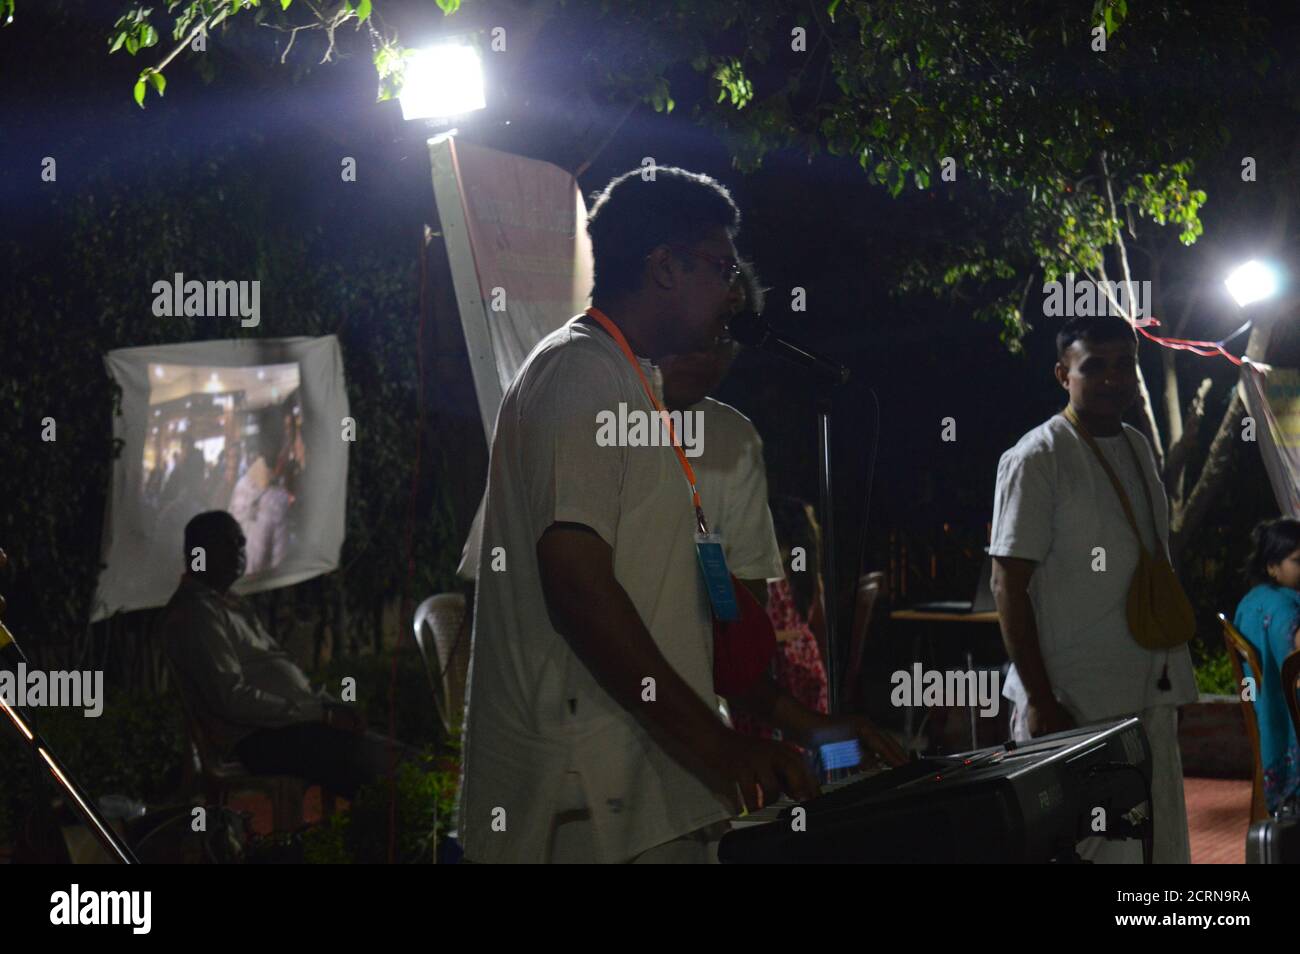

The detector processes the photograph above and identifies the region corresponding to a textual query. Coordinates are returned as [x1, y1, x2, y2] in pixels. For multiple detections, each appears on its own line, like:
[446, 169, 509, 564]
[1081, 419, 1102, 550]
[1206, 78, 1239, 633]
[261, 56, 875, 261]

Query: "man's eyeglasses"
[667, 245, 742, 286]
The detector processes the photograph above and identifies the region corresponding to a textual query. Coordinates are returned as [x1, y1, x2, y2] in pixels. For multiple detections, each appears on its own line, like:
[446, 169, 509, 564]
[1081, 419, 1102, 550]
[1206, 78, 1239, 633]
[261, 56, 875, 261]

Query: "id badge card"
[694, 531, 739, 622]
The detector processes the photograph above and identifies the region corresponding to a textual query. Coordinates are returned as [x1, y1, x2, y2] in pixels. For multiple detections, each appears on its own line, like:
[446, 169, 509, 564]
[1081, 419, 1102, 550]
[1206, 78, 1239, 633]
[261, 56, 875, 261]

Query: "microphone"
[728, 311, 850, 386]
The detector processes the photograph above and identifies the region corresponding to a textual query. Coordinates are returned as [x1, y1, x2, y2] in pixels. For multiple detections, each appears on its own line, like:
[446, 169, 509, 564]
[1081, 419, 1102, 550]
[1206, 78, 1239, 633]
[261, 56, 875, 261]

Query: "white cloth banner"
[1239, 360, 1300, 518]
[427, 136, 594, 579]
[93, 336, 350, 620]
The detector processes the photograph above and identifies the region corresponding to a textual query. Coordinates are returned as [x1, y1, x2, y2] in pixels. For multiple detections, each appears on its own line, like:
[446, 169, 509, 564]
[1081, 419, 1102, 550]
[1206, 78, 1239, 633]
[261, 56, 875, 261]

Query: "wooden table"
[889, 609, 1003, 750]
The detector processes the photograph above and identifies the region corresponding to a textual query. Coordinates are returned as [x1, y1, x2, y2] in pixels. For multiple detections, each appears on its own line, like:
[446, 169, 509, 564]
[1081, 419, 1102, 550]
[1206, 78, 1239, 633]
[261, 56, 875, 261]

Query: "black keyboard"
[719, 719, 1151, 863]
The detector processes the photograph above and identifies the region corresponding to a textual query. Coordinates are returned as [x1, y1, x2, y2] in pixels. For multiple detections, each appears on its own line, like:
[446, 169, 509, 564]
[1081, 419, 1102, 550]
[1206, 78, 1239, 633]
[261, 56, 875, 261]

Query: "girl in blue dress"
[1234, 518, 1300, 814]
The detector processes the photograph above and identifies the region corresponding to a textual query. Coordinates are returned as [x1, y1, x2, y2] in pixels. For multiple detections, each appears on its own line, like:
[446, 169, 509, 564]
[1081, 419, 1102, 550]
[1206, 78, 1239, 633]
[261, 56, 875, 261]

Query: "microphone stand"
[0, 550, 138, 863]
[729, 314, 852, 714]
[0, 631, 138, 863]
[816, 386, 845, 715]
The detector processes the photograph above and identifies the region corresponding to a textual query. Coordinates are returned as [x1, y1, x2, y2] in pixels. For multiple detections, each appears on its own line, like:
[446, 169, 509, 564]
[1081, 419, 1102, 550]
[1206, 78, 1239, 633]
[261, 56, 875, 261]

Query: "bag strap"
[1060, 406, 1159, 556]
[1119, 422, 1163, 549]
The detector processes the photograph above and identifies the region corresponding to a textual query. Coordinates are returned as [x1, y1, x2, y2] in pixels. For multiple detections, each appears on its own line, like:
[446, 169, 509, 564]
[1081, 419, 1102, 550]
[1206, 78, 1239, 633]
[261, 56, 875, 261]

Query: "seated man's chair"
[169, 662, 333, 831]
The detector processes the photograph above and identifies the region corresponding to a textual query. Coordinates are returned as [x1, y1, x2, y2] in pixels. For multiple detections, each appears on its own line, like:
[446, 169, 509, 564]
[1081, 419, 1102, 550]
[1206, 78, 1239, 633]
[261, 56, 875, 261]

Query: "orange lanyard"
[584, 306, 709, 534]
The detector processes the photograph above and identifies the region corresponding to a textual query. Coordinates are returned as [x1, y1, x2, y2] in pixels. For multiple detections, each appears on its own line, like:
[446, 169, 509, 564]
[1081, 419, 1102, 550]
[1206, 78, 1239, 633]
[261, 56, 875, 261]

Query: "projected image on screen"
[142, 363, 304, 577]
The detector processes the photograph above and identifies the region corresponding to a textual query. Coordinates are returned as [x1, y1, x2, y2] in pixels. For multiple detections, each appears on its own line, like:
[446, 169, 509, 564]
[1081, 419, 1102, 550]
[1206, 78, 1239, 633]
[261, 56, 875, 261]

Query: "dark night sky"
[1, 0, 1292, 608]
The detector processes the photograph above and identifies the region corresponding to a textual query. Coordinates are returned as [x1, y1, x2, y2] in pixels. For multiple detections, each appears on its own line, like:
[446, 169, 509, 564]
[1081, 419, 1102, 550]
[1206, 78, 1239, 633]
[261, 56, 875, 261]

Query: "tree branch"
[1171, 323, 1275, 565]
[1163, 376, 1211, 493]
[1170, 387, 1241, 567]
[152, 6, 233, 77]
[1101, 151, 1138, 324]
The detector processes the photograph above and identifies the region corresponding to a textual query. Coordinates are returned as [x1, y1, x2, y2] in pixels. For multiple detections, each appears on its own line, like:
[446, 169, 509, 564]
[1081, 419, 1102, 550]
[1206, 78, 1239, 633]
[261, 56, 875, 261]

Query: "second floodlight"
[1225, 260, 1280, 309]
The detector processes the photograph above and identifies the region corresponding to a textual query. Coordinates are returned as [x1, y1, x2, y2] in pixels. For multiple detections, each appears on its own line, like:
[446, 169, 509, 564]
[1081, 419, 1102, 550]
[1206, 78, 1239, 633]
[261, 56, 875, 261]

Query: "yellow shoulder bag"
[1062, 406, 1195, 651]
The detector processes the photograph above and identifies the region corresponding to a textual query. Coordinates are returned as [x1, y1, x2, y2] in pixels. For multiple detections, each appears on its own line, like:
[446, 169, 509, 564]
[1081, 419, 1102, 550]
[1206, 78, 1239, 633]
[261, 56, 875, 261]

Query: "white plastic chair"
[413, 593, 471, 736]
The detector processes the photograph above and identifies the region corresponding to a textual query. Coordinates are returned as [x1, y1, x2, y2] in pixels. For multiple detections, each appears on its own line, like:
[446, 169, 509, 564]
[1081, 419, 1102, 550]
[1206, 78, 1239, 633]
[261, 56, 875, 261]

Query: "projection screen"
[93, 335, 350, 620]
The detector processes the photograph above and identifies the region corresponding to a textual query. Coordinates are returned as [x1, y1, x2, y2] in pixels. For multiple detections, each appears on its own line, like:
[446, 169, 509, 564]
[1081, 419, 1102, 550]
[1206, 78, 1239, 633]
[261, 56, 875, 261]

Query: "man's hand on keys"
[705, 731, 818, 813]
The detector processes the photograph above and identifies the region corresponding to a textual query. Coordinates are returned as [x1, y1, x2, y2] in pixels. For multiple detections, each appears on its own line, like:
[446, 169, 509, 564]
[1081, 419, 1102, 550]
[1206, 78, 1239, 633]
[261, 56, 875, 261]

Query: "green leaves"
[1, 0, 15, 27]
[109, 7, 160, 56]
[1092, 0, 1129, 37]
[1120, 161, 1206, 246]
[373, 38, 414, 102]
[111, 0, 410, 103]
[648, 77, 675, 113]
[134, 69, 165, 107]
[712, 57, 754, 109]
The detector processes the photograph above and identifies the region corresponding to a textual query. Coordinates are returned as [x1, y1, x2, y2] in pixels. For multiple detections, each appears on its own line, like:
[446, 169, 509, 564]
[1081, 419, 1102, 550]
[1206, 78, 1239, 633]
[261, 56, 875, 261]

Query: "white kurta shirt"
[458, 317, 733, 863]
[161, 576, 329, 754]
[690, 397, 784, 584]
[990, 414, 1197, 720]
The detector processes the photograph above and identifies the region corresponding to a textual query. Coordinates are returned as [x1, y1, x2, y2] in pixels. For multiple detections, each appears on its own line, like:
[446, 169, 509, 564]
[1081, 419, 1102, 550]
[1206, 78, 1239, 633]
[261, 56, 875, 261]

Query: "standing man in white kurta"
[990, 314, 1196, 863]
[458, 167, 817, 864]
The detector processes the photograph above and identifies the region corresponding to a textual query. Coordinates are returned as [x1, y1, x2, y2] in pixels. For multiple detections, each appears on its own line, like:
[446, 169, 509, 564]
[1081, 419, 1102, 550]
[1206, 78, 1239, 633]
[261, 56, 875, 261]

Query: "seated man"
[160, 510, 410, 799]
